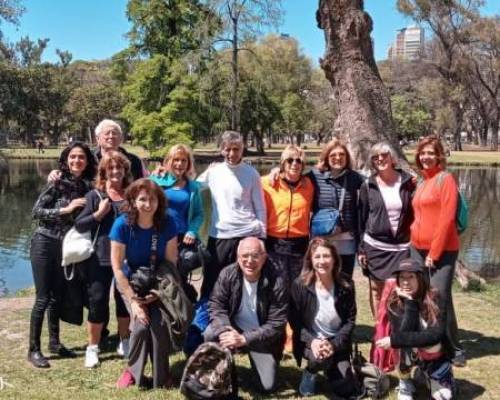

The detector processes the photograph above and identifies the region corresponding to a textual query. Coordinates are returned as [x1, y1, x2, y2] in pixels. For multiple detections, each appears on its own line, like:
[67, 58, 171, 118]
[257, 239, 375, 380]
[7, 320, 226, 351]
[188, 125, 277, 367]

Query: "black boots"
[48, 343, 77, 358]
[28, 351, 50, 368]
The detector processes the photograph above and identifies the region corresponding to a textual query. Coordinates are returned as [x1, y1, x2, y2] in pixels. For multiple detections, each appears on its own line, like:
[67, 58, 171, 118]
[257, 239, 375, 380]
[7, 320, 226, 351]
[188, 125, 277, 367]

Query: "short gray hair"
[219, 130, 243, 150]
[95, 119, 122, 138]
[237, 237, 266, 255]
[369, 141, 398, 172]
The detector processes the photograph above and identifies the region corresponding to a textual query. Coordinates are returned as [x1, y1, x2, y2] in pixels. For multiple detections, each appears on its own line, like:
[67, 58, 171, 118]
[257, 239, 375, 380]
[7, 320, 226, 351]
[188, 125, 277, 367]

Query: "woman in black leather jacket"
[28, 142, 96, 368]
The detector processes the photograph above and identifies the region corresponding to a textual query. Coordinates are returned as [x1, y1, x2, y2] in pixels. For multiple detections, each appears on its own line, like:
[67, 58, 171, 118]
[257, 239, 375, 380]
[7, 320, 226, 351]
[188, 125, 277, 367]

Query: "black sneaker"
[28, 351, 50, 368]
[48, 343, 77, 358]
[452, 351, 467, 367]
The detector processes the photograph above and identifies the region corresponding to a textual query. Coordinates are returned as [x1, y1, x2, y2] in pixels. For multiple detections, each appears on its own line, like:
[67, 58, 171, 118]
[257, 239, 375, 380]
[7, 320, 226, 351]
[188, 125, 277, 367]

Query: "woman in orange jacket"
[410, 135, 464, 367]
[261, 145, 314, 286]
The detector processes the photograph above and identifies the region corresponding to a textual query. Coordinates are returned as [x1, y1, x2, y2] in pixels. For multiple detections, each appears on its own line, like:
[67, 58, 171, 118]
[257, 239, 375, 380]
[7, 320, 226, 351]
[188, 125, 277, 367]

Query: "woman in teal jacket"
[150, 144, 204, 243]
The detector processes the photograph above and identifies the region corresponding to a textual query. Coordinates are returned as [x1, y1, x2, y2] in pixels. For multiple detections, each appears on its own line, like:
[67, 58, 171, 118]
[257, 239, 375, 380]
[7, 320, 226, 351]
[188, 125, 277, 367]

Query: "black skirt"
[363, 241, 410, 281]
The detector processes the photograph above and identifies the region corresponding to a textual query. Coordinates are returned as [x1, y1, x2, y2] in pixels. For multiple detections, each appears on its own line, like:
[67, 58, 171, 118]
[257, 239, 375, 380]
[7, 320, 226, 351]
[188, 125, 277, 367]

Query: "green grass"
[3, 144, 500, 165]
[1, 273, 499, 399]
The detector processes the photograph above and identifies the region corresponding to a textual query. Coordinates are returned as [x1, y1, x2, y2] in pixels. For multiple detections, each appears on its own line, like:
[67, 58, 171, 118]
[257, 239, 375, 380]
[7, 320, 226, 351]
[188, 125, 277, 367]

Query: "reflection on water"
[0, 159, 57, 296]
[0, 160, 498, 296]
[453, 168, 500, 280]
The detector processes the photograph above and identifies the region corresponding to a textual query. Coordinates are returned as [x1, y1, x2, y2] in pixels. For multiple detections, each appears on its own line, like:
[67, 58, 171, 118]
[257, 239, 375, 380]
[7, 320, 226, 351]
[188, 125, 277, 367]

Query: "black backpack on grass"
[180, 342, 237, 399]
[351, 344, 390, 399]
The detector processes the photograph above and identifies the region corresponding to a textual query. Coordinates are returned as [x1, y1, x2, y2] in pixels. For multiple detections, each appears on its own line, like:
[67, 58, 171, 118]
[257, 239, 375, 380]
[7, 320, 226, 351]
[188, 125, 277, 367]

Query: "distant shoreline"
[2, 148, 500, 167]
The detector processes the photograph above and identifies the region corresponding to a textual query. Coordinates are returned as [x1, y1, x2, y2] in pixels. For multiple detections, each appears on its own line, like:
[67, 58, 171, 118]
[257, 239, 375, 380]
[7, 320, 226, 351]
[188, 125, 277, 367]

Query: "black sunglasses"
[285, 158, 303, 164]
[371, 152, 390, 161]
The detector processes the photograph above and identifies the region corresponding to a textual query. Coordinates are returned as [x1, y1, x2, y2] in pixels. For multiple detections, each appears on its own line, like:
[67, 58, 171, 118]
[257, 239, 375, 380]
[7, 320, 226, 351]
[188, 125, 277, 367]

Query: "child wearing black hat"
[375, 258, 455, 400]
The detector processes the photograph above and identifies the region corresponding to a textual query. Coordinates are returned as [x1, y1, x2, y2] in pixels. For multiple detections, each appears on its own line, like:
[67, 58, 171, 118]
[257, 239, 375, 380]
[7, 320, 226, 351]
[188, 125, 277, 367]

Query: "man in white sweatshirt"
[197, 131, 267, 297]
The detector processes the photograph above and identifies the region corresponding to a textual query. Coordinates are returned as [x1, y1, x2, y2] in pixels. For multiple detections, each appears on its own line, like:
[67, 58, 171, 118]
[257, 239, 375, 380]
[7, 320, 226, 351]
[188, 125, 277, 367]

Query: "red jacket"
[411, 166, 459, 261]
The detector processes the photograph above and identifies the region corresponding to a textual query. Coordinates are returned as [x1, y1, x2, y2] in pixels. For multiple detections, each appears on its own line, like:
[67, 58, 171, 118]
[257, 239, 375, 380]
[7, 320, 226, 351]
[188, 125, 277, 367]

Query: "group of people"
[27, 120, 462, 400]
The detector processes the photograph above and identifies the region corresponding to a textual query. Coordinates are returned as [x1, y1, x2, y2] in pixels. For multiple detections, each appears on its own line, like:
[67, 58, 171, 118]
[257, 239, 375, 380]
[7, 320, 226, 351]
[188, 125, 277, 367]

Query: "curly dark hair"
[58, 141, 97, 181]
[388, 271, 440, 326]
[121, 178, 167, 231]
[300, 237, 349, 288]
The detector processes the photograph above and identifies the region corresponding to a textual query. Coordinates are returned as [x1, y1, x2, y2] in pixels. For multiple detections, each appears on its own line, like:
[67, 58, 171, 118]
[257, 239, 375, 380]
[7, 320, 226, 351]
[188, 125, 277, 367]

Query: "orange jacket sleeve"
[429, 174, 458, 261]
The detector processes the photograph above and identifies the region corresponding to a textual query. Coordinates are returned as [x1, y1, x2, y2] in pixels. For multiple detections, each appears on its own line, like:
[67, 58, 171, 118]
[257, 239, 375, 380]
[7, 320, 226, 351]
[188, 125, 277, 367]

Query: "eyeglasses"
[371, 152, 390, 162]
[328, 152, 346, 159]
[285, 158, 303, 165]
[240, 252, 264, 260]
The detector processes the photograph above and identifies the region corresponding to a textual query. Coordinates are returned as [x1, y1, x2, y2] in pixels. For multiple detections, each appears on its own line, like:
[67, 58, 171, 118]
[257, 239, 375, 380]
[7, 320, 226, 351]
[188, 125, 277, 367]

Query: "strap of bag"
[150, 232, 158, 272]
[92, 189, 103, 247]
[64, 265, 75, 280]
[338, 175, 347, 213]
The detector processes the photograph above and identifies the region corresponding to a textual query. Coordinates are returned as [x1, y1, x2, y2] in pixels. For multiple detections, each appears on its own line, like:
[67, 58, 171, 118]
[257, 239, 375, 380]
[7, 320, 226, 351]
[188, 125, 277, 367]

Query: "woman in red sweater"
[410, 135, 464, 367]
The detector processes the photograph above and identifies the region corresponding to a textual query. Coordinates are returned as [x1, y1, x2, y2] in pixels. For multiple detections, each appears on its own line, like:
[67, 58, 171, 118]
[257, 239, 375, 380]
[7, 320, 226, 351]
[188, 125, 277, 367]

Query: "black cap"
[393, 258, 425, 275]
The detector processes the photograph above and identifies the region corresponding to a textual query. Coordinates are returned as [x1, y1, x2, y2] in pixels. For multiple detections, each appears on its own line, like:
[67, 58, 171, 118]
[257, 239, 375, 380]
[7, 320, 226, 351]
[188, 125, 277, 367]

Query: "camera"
[129, 266, 157, 298]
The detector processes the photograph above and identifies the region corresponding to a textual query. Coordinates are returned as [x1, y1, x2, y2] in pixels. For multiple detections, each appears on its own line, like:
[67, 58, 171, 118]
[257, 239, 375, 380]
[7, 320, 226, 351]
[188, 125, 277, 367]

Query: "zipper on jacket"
[286, 185, 294, 238]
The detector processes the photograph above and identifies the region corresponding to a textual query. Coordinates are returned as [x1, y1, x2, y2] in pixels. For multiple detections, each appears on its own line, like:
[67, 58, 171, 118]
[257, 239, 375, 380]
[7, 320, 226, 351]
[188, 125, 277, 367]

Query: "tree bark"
[490, 117, 499, 151]
[317, 0, 405, 170]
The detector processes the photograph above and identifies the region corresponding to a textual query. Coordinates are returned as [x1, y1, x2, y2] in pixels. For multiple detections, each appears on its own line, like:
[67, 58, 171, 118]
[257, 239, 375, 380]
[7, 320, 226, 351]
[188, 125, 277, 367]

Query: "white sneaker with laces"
[117, 338, 130, 358]
[397, 379, 415, 400]
[84, 344, 99, 368]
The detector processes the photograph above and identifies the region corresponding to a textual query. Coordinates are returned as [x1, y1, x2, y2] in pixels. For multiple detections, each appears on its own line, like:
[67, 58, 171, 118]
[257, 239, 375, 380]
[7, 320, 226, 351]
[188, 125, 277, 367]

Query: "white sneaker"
[397, 379, 415, 400]
[431, 380, 453, 400]
[84, 345, 99, 368]
[117, 338, 130, 358]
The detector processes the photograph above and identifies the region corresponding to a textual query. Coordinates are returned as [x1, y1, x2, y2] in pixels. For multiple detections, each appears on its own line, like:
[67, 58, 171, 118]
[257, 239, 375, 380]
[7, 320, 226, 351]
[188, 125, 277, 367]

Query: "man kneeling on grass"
[204, 237, 288, 394]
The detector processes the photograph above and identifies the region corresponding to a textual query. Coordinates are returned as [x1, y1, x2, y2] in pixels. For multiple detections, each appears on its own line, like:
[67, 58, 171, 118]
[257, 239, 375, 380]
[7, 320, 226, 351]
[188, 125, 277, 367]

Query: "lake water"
[0, 159, 499, 296]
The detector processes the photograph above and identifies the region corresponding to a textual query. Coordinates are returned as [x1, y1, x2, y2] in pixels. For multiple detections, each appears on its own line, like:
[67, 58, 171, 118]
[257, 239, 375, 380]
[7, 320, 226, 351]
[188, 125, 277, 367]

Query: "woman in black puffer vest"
[308, 138, 365, 278]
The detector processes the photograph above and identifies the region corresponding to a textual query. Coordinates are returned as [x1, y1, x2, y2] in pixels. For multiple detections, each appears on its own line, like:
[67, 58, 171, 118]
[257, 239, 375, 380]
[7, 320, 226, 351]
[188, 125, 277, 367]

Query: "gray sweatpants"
[410, 247, 462, 354]
[123, 297, 171, 388]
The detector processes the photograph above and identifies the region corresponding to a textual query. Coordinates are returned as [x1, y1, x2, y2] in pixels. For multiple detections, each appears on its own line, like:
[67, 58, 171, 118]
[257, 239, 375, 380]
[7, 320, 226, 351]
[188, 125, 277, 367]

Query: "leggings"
[411, 247, 462, 354]
[29, 232, 64, 351]
[84, 256, 129, 323]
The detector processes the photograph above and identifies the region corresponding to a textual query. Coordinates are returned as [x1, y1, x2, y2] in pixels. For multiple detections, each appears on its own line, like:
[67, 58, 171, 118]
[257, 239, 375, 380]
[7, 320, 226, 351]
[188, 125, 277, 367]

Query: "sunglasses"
[371, 152, 390, 162]
[285, 158, 303, 165]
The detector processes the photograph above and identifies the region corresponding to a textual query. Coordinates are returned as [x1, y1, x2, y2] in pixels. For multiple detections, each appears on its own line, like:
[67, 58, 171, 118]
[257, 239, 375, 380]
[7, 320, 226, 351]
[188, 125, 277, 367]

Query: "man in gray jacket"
[204, 237, 288, 393]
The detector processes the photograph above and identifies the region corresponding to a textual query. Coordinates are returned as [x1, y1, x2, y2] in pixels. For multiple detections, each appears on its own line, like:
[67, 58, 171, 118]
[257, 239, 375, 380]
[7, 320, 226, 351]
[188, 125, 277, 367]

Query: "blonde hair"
[317, 138, 352, 171]
[279, 145, 306, 172]
[162, 144, 196, 179]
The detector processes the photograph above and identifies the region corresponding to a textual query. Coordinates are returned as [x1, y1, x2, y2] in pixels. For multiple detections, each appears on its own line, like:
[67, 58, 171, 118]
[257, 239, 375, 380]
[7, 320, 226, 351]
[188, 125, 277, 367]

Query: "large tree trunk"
[317, 0, 404, 171]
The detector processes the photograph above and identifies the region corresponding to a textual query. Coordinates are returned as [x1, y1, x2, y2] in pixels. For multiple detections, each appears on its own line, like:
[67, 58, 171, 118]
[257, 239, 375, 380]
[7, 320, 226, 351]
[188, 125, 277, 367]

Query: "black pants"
[340, 254, 355, 279]
[304, 348, 357, 398]
[265, 236, 308, 288]
[200, 237, 243, 298]
[83, 256, 129, 323]
[411, 247, 462, 354]
[29, 232, 64, 352]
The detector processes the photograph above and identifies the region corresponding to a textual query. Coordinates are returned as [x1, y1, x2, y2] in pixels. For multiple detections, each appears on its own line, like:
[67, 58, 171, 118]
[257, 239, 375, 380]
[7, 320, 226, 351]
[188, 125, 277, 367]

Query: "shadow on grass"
[458, 328, 500, 361]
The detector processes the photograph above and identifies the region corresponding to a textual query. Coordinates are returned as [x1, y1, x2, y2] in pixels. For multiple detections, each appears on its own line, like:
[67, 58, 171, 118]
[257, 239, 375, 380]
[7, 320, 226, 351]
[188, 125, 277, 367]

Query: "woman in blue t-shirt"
[110, 178, 178, 389]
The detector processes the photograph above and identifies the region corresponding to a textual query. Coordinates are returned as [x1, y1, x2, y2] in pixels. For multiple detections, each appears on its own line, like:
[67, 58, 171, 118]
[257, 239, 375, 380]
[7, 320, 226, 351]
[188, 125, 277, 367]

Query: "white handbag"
[61, 226, 99, 267]
[61, 190, 102, 272]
